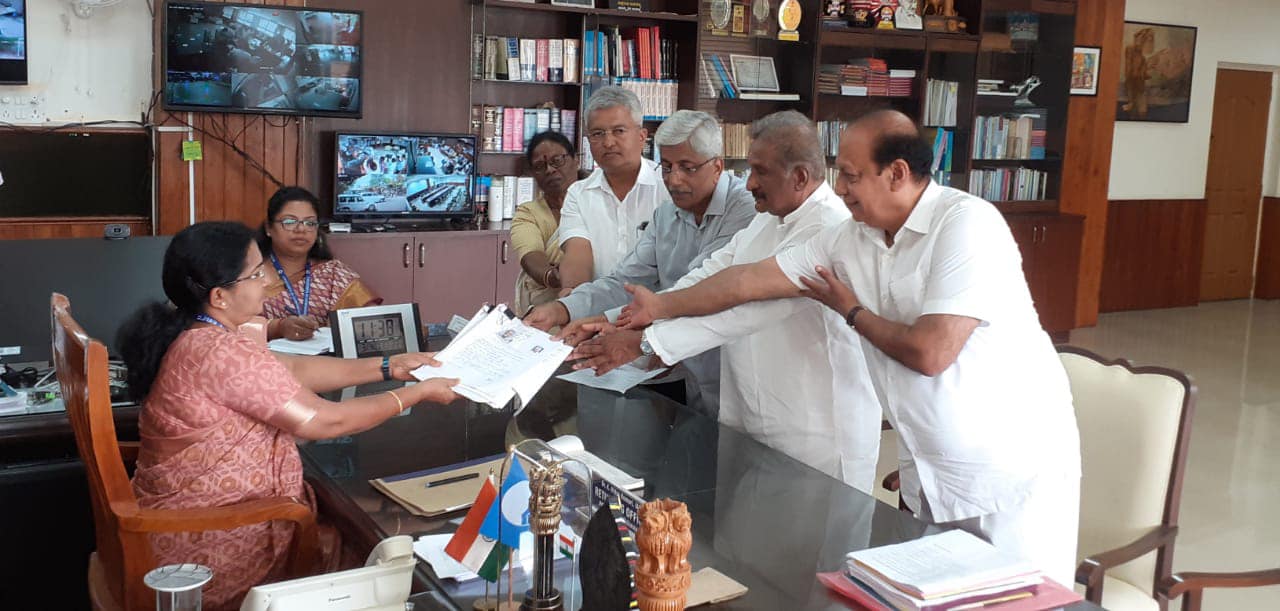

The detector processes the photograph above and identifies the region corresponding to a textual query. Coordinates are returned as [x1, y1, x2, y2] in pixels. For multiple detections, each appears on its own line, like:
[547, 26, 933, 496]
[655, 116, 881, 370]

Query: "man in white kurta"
[612, 111, 1081, 587]
[637, 112, 881, 491]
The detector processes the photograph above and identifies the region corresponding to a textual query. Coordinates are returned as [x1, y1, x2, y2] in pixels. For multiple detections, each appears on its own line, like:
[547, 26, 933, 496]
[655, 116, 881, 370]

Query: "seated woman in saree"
[117, 221, 458, 611]
[258, 186, 380, 341]
[511, 130, 581, 314]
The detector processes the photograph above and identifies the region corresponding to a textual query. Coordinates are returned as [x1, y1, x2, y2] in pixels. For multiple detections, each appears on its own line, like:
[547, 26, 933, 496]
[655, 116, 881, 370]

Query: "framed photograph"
[728, 54, 779, 92]
[1071, 46, 1101, 96]
[1117, 21, 1197, 122]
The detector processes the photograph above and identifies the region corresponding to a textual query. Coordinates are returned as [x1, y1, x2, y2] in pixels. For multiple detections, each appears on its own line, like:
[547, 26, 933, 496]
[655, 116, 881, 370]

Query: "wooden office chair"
[881, 346, 1195, 611]
[1159, 568, 1280, 611]
[51, 293, 319, 611]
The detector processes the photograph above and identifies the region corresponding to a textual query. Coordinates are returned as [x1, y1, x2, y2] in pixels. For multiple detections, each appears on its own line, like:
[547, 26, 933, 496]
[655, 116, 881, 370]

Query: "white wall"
[0, 0, 151, 124]
[1109, 0, 1280, 200]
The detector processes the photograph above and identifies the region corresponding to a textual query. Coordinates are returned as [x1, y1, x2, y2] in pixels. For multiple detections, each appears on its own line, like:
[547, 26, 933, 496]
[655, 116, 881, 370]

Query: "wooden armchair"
[51, 293, 319, 611]
[1159, 568, 1280, 611]
[882, 346, 1195, 611]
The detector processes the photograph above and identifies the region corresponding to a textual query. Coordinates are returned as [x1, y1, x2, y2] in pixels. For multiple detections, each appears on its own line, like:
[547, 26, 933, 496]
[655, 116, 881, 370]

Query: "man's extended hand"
[617, 284, 665, 330]
[570, 328, 644, 375]
[554, 315, 609, 346]
[798, 266, 859, 317]
[523, 302, 569, 332]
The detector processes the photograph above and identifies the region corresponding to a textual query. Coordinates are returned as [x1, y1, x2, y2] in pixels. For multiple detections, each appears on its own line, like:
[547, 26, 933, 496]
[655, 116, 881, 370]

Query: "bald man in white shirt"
[613, 110, 1082, 587]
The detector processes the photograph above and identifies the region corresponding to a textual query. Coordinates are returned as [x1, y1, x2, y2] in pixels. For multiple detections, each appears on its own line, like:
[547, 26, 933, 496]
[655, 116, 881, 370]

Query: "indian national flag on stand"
[444, 474, 509, 582]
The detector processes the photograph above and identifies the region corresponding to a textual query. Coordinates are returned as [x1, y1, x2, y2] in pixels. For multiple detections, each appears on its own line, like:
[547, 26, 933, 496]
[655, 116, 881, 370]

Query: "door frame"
[1214, 63, 1280, 297]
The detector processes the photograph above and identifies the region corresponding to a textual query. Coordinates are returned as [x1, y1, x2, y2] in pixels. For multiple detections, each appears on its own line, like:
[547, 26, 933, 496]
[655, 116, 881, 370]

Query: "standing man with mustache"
[569, 111, 881, 490]
[525, 109, 757, 414]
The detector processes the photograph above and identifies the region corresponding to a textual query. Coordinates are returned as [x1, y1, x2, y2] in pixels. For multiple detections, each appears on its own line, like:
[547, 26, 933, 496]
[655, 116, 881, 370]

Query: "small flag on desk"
[444, 474, 508, 582]
[480, 458, 531, 549]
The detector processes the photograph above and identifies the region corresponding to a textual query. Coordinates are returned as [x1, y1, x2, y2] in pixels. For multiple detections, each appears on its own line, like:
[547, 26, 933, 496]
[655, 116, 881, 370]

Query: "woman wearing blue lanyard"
[117, 221, 458, 608]
[259, 186, 381, 341]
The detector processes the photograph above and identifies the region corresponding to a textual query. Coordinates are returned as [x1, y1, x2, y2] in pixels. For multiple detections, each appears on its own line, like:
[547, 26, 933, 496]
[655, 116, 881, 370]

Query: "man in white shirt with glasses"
[556, 86, 672, 289]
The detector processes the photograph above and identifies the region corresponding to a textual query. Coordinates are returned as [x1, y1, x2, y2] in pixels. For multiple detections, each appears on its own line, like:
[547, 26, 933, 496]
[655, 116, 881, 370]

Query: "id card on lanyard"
[270, 253, 311, 317]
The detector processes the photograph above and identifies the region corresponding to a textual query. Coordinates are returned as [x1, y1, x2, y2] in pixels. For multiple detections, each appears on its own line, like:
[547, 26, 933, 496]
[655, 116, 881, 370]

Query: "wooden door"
[413, 233, 499, 323]
[1035, 215, 1083, 334]
[326, 233, 416, 305]
[495, 232, 523, 308]
[1201, 68, 1272, 301]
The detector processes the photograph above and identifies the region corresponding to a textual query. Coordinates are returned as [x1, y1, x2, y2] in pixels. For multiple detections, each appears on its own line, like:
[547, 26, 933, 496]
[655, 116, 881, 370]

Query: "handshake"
[522, 284, 667, 375]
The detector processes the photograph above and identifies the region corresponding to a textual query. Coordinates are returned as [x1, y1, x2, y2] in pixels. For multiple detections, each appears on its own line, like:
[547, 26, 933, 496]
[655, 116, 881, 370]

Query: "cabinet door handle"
[1040, 225, 1048, 243]
[402, 242, 410, 268]
[418, 242, 426, 268]
[501, 240, 509, 264]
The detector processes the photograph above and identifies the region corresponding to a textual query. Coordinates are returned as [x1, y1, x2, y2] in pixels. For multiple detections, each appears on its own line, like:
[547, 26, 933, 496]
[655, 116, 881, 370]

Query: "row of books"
[476, 36, 580, 84]
[924, 79, 960, 127]
[925, 127, 955, 178]
[722, 123, 752, 159]
[970, 167, 1050, 202]
[475, 175, 536, 221]
[817, 59, 915, 97]
[472, 106, 578, 154]
[584, 77, 679, 122]
[972, 111, 1048, 160]
[585, 26, 677, 81]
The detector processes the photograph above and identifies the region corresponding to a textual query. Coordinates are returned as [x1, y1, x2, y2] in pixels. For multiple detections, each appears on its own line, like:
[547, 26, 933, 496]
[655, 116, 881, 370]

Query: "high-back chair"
[52, 293, 319, 611]
[1059, 345, 1196, 611]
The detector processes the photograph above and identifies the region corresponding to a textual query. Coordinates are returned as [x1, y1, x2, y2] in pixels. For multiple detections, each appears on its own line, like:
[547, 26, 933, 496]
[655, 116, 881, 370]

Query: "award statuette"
[520, 460, 565, 611]
[731, 3, 747, 36]
[751, 0, 770, 36]
[708, 0, 732, 34]
[778, 0, 802, 41]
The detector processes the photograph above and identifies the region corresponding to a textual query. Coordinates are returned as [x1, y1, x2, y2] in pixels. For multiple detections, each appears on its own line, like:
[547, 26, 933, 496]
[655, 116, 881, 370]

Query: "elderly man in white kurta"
[614, 110, 1081, 587]
[569, 110, 882, 492]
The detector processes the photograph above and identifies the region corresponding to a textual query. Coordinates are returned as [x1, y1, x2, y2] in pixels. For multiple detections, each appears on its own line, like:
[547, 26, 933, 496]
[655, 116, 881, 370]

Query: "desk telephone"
[239, 536, 416, 611]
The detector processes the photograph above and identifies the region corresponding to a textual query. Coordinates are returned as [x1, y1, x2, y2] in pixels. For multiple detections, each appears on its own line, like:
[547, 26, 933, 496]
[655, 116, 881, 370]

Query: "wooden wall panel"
[1061, 0, 1126, 327]
[1099, 199, 1207, 312]
[0, 218, 151, 240]
[1256, 197, 1280, 299]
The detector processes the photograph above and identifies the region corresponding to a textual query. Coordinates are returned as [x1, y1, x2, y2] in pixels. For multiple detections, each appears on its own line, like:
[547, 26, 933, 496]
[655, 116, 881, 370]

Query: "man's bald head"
[845, 109, 933, 184]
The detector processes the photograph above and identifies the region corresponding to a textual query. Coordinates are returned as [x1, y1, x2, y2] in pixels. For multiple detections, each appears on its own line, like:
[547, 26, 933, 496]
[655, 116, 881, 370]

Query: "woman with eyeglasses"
[510, 131, 582, 314]
[258, 186, 381, 341]
[117, 221, 458, 609]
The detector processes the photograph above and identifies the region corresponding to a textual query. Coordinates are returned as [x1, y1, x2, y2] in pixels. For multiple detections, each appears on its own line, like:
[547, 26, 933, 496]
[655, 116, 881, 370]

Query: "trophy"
[521, 459, 566, 611]
[634, 499, 693, 611]
[1013, 76, 1042, 107]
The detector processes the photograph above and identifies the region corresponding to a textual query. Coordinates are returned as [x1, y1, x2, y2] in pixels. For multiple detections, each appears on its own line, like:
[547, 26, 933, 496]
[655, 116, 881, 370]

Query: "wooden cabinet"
[328, 230, 516, 323]
[1005, 213, 1082, 335]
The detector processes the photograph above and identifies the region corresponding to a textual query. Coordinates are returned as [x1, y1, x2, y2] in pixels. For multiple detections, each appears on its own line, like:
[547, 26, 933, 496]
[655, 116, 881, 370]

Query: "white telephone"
[239, 536, 417, 611]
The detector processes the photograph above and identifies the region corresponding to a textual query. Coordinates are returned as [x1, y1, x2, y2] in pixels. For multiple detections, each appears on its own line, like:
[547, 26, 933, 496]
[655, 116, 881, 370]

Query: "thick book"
[535, 38, 550, 82]
[548, 38, 564, 82]
[563, 39, 579, 83]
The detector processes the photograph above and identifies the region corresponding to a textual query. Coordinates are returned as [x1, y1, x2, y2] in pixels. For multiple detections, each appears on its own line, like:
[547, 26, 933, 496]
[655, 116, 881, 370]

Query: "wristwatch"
[639, 332, 654, 357]
[845, 305, 866, 330]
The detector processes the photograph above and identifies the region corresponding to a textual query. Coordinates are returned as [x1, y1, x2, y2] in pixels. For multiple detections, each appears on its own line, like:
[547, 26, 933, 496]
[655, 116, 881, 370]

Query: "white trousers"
[913, 471, 1081, 588]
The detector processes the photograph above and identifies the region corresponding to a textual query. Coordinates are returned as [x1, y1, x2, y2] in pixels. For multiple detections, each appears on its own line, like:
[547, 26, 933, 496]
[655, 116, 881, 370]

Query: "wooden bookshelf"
[480, 0, 698, 23]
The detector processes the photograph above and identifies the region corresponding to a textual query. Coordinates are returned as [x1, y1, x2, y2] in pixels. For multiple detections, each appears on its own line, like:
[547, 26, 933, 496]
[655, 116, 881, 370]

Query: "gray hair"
[654, 110, 723, 160]
[585, 86, 644, 128]
[750, 110, 825, 181]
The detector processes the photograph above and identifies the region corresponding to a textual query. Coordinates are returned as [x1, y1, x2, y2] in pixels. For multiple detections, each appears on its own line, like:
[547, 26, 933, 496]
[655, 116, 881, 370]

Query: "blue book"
[710, 55, 736, 99]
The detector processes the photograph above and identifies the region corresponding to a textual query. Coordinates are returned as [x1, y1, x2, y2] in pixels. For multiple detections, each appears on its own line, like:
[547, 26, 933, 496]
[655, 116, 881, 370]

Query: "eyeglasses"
[660, 157, 719, 177]
[586, 126, 633, 143]
[531, 153, 574, 173]
[223, 263, 267, 287]
[276, 218, 320, 232]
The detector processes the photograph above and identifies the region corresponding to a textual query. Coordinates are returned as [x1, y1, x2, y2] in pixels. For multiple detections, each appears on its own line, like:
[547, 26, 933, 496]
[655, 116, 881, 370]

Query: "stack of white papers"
[412, 305, 572, 410]
[845, 530, 1042, 610]
[267, 327, 334, 355]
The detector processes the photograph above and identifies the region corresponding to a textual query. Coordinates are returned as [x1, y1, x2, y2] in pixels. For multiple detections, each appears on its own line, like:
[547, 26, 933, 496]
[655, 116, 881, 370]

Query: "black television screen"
[163, 1, 362, 117]
[0, 0, 27, 85]
[334, 133, 476, 218]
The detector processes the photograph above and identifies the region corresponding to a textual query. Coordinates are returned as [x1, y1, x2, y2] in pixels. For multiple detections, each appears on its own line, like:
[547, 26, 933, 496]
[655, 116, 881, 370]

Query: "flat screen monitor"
[163, 1, 362, 117]
[334, 132, 476, 218]
[0, 0, 27, 85]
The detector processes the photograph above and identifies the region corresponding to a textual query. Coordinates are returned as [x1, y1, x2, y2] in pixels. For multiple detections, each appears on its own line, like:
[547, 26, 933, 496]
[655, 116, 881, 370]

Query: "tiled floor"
[1069, 299, 1280, 610]
[872, 299, 1280, 609]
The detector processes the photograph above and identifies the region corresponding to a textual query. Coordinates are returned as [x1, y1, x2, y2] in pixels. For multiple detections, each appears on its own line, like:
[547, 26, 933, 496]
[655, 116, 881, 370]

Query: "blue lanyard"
[270, 253, 311, 317]
[193, 313, 228, 330]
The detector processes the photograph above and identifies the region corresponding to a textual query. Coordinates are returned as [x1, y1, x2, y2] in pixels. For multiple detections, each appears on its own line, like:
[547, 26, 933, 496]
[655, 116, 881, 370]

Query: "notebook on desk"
[370, 454, 506, 517]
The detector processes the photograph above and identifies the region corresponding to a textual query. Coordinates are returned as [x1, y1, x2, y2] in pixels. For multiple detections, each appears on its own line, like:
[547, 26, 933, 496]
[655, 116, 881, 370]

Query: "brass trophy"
[520, 460, 565, 611]
[634, 499, 693, 611]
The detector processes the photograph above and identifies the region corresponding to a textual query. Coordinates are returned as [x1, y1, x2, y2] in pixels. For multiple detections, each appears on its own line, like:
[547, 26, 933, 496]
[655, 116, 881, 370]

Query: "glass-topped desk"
[303, 375, 1102, 611]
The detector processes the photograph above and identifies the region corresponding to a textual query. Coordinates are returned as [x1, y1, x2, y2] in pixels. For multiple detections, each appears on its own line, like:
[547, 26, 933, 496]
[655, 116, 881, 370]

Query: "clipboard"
[369, 454, 506, 517]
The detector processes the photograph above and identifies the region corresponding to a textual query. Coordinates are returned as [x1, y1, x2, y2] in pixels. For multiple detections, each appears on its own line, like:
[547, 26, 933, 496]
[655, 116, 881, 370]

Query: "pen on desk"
[949, 591, 1034, 611]
[423, 472, 480, 488]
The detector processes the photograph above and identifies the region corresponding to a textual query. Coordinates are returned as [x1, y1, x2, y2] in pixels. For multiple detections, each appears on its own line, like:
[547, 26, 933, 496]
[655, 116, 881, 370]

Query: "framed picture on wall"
[1071, 46, 1101, 96]
[1117, 21, 1197, 122]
